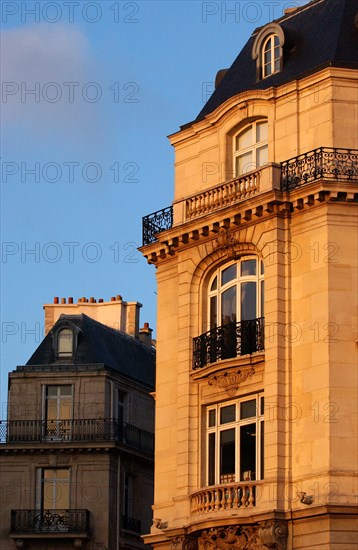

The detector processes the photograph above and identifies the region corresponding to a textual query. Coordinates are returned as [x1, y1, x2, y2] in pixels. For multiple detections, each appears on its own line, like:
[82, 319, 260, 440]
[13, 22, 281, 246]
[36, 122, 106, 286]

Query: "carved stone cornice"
[208, 367, 255, 396]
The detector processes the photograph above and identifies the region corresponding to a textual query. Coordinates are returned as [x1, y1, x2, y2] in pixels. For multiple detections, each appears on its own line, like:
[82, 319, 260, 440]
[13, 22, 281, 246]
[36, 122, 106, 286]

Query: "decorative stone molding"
[213, 228, 239, 259]
[195, 522, 288, 550]
[258, 521, 288, 550]
[208, 367, 255, 396]
[171, 535, 198, 550]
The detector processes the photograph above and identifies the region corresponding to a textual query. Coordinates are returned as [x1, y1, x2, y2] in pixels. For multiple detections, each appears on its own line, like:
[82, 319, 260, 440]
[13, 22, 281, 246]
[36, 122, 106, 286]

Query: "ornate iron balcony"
[281, 147, 358, 191]
[0, 419, 154, 454]
[193, 318, 264, 370]
[122, 515, 141, 533]
[142, 206, 173, 246]
[10, 509, 90, 535]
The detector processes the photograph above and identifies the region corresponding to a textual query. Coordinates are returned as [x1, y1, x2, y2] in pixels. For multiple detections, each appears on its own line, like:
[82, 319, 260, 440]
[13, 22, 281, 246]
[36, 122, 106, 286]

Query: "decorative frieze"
[194, 522, 287, 550]
[208, 368, 255, 397]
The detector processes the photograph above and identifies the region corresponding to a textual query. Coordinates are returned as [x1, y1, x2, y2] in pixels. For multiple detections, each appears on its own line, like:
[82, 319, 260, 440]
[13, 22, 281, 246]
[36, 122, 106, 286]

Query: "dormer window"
[252, 23, 285, 81]
[57, 328, 73, 358]
[262, 34, 281, 78]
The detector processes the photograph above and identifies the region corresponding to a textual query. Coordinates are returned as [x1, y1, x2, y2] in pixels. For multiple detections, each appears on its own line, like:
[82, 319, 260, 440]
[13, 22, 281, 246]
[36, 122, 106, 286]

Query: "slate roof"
[23, 314, 155, 388]
[194, 0, 358, 125]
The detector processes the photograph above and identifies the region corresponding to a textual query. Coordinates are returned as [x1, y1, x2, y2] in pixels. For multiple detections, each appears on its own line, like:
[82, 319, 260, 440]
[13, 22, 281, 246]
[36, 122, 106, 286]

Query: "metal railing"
[142, 206, 173, 246]
[193, 318, 264, 370]
[10, 509, 90, 534]
[280, 147, 358, 191]
[0, 419, 154, 454]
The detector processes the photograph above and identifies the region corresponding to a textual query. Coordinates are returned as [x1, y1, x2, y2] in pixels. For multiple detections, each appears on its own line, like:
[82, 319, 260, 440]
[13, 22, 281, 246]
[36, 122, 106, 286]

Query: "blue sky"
[0, 0, 307, 413]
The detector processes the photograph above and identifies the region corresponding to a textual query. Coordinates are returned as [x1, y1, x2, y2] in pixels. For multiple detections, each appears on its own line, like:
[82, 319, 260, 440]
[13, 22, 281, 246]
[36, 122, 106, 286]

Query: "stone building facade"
[0, 296, 155, 550]
[140, 0, 358, 548]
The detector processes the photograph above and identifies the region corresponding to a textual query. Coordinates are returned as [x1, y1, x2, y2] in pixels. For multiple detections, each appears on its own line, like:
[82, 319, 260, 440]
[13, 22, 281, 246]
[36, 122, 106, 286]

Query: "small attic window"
[57, 328, 74, 358]
[252, 23, 285, 81]
[262, 34, 281, 78]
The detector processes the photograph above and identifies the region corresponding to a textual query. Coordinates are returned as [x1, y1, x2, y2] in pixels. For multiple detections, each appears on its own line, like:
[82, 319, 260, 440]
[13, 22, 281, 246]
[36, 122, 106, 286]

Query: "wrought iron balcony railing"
[10, 509, 90, 535]
[122, 515, 141, 533]
[193, 318, 264, 370]
[280, 147, 358, 191]
[142, 206, 173, 246]
[0, 419, 154, 454]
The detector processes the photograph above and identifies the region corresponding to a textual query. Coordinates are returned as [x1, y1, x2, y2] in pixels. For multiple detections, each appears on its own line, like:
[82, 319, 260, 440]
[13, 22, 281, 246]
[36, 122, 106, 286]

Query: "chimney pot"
[99, 299, 103, 303]
[90, 297, 95, 303]
[111, 297, 116, 302]
[68, 297, 73, 304]
[61, 298, 66, 304]
[54, 297, 59, 304]
[116, 295, 122, 301]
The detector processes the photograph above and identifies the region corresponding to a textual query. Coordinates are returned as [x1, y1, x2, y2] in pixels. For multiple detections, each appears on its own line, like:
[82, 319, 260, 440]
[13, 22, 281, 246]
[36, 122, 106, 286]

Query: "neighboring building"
[0, 295, 155, 550]
[140, 0, 358, 548]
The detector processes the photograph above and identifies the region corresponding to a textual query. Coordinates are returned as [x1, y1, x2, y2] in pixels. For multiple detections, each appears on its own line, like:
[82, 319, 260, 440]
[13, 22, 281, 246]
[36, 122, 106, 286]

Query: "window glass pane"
[220, 405, 236, 424]
[47, 387, 58, 397]
[58, 329, 73, 356]
[264, 63, 272, 77]
[274, 34, 280, 46]
[47, 400, 57, 420]
[220, 429, 235, 479]
[241, 282, 256, 320]
[210, 296, 217, 329]
[236, 152, 253, 175]
[221, 286, 237, 326]
[261, 280, 265, 317]
[240, 399, 256, 419]
[59, 386, 72, 396]
[60, 399, 71, 419]
[260, 261, 264, 275]
[208, 433, 216, 486]
[236, 126, 253, 150]
[264, 49, 271, 64]
[208, 409, 216, 427]
[241, 259, 256, 276]
[240, 423, 256, 481]
[210, 276, 217, 291]
[257, 145, 268, 167]
[260, 396, 264, 415]
[256, 122, 268, 143]
[221, 264, 236, 285]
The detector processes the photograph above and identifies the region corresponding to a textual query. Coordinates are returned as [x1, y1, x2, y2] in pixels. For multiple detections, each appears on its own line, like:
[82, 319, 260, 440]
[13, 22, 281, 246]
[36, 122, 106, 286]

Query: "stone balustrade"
[190, 482, 259, 515]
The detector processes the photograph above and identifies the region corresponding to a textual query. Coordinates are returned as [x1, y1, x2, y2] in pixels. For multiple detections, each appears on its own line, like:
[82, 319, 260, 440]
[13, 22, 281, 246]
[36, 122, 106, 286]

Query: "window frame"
[251, 22, 285, 82]
[205, 393, 264, 487]
[207, 256, 264, 332]
[262, 34, 281, 79]
[233, 120, 268, 177]
[42, 384, 74, 440]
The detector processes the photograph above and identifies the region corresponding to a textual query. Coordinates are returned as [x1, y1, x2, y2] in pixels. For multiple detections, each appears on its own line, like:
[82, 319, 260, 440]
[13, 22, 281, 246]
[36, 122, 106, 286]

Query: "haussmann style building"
[0, 295, 155, 550]
[140, 0, 358, 548]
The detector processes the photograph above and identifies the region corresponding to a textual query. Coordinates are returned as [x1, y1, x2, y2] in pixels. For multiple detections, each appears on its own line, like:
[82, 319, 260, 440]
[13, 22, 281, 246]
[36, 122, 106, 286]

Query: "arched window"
[233, 120, 268, 176]
[208, 257, 264, 330]
[262, 34, 281, 78]
[57, 328, 73, 358]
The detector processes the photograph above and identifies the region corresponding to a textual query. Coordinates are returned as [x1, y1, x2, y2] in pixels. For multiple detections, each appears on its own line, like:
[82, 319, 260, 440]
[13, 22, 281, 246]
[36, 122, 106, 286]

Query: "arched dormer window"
[252, 23, 285, 81]
[52, 321, 81, 360]
[57, 328, 73, 358]
[233, 120, 268, 176]
[262, 34, 281, 78]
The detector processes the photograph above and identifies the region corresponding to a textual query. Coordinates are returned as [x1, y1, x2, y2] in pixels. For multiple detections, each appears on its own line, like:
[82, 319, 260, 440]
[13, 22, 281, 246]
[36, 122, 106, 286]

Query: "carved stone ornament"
[258, 521, 288, 550]
[214, 228, 239, 259]
[208, 368, 255, 397]
[171, 535, 198, 550]
[196, 522, 288, 550]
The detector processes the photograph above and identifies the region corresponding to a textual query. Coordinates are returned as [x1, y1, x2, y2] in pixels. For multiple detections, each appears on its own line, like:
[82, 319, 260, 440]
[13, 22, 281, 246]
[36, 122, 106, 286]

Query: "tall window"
[262, 34, 281, 78]
[57, 328, 73, 358]
[206, 394, 264, 486]
[208, 257, 264, 330]
[44, 385, 72, 439]
[39, 468, 70, 511]
[233, 120, 268, 176]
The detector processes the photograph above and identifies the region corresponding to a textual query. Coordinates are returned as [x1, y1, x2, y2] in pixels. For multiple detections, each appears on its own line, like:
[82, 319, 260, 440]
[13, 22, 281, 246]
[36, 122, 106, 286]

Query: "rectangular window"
[44, 385, 73, 440]
[206, 394, 264, 486]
